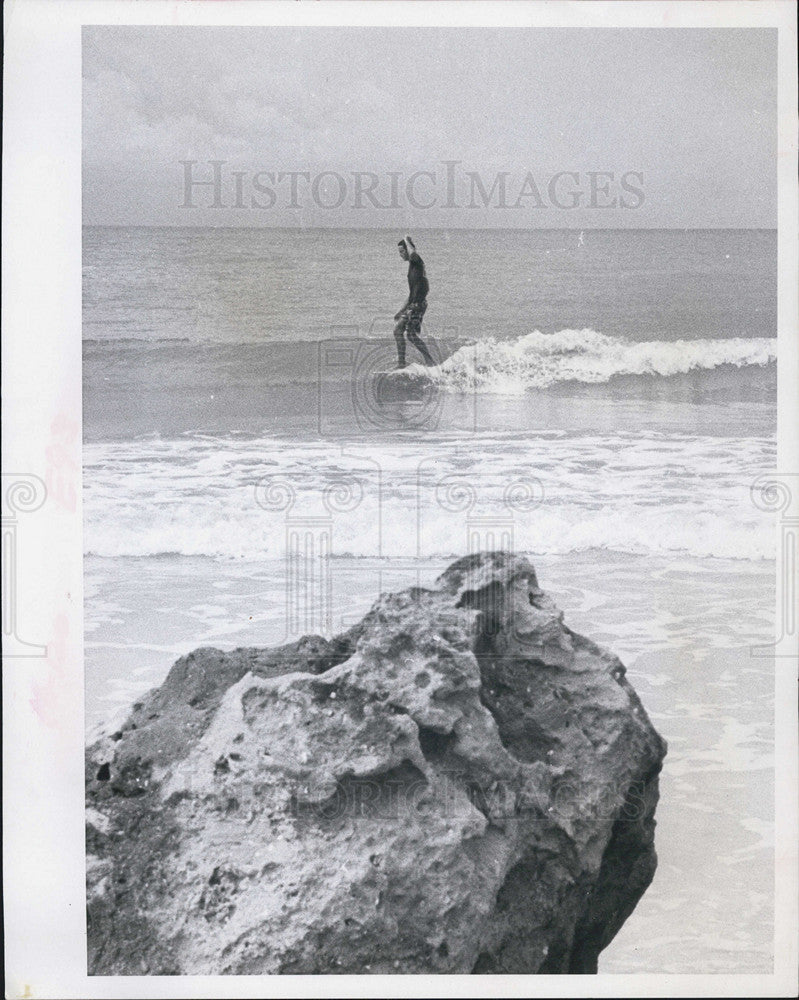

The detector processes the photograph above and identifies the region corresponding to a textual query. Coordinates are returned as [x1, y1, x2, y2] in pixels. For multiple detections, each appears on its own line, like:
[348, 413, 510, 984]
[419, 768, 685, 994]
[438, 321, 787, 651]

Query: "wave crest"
[412, 329, 776, 394]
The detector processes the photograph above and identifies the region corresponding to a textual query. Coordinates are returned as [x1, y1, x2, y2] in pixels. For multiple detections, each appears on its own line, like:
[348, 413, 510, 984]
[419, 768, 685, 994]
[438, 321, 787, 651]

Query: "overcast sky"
[83, 26, 777, 228]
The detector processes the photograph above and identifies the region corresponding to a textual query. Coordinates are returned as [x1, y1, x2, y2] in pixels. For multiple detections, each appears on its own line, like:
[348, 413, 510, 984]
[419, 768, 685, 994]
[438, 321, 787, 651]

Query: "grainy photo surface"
[81, 22, 780, 978]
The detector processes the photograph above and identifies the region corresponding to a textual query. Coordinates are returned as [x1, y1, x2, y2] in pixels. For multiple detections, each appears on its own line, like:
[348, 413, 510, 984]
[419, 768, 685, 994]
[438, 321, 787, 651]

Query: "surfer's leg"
[405, 302, 434, 366]
[407, 330, 434, 366]
[393, 321, 407, 368]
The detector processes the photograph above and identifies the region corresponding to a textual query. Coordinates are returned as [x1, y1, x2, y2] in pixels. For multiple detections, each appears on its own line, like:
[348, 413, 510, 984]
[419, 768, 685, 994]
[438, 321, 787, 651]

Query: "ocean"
[83, 225, 777, 974]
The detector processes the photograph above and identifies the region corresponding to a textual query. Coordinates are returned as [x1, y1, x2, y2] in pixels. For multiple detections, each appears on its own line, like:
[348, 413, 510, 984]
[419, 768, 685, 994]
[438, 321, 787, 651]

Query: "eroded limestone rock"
[86, 552, 666, 975]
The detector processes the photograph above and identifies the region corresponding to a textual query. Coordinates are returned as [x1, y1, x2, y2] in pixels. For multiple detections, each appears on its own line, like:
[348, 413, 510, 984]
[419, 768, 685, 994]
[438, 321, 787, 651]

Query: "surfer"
[394, 235, 434, 368]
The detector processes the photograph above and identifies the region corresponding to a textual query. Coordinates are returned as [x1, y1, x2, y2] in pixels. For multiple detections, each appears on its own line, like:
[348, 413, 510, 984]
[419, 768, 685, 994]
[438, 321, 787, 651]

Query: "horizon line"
[81, 224, 777, 233]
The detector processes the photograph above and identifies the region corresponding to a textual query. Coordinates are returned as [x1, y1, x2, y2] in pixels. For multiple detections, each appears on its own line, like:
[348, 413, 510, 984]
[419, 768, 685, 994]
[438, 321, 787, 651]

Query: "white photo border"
[3, 1, 797, 997]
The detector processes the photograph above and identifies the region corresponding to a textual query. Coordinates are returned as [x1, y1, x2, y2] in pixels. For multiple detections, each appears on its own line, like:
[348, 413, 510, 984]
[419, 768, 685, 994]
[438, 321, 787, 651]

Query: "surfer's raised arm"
[404, 234, 419, 260]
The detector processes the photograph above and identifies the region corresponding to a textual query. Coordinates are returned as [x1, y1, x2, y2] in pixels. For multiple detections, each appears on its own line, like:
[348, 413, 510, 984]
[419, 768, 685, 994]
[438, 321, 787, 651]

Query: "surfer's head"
[397, 239, 409, 261]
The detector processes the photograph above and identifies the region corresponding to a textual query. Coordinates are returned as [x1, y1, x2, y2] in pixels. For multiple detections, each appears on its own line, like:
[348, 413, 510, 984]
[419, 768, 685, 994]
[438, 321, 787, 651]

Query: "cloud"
[82, 26, 777, 227]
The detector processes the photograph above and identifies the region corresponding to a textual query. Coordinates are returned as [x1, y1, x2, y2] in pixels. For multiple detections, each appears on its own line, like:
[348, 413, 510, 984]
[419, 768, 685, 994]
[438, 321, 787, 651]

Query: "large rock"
[86, 552, 666, 975]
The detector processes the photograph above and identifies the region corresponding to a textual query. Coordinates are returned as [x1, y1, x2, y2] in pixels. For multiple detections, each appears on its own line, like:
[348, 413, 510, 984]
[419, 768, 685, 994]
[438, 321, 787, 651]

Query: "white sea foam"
[83, 432, 777, 562]
[407, 330, 777, 394]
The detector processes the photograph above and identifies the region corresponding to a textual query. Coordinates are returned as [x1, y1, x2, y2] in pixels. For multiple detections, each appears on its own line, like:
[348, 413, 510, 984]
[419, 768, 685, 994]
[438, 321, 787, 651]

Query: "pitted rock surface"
[86, 552, 666, 975]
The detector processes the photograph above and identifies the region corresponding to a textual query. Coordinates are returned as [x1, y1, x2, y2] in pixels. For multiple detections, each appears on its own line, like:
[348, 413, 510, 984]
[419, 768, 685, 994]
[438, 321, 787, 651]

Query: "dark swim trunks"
[399, 300, 427, 335]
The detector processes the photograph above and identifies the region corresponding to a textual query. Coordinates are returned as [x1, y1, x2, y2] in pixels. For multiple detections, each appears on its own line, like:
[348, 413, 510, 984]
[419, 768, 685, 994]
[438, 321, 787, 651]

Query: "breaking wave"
[410, 329, 777, 395]
[83, 431, 777, 562]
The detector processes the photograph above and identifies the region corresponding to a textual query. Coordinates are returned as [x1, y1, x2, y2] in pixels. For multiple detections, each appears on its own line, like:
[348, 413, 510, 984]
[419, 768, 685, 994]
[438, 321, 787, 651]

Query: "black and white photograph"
[3, 1, 798, 996]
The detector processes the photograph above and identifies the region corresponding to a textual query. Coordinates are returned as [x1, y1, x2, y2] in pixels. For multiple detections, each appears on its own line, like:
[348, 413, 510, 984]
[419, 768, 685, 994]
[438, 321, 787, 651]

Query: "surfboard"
[370, 365, 438, 400]
[372, 365, 435, 379]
